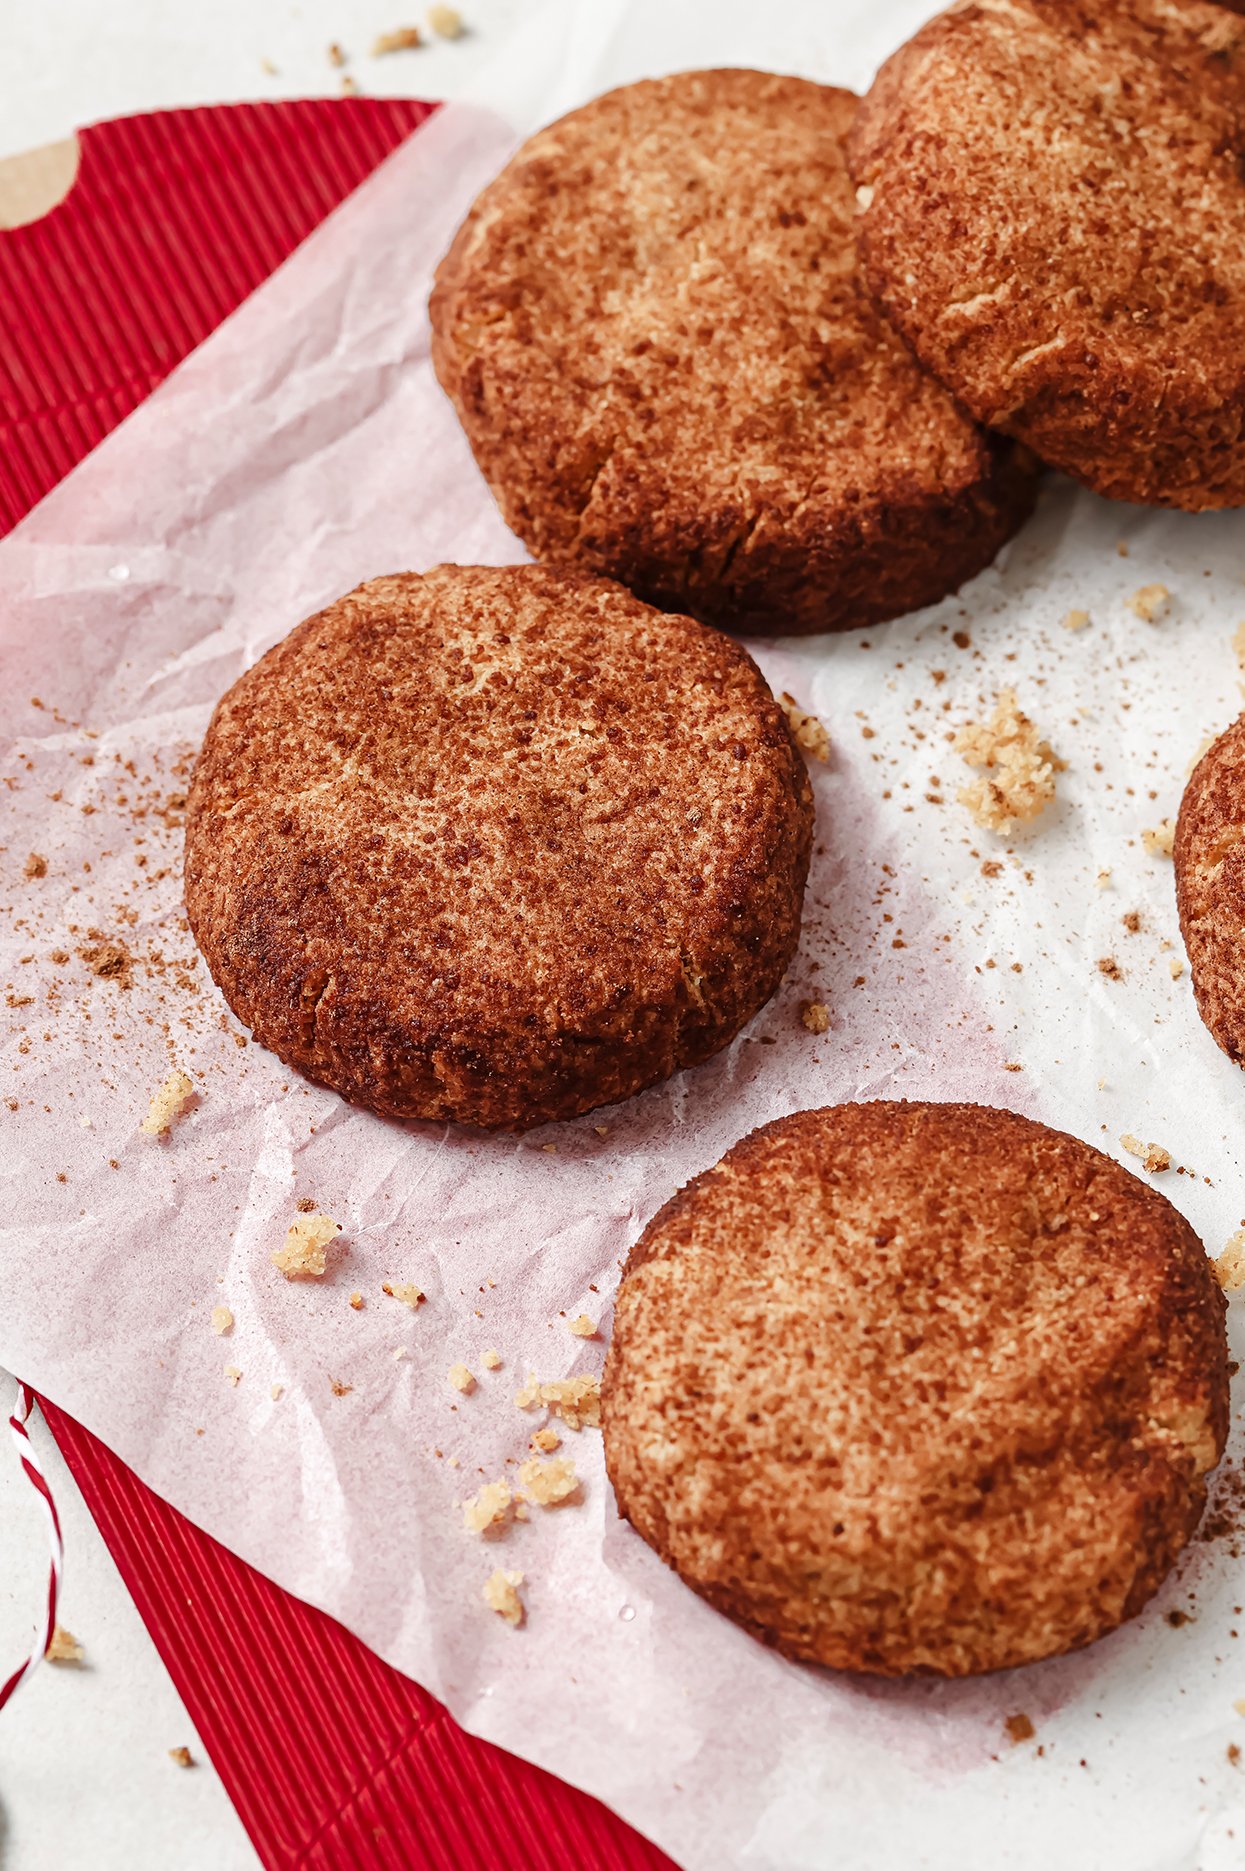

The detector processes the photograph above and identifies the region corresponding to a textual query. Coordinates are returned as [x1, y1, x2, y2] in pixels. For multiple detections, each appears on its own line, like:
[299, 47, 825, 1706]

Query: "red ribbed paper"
[0, 99, 675, 1871]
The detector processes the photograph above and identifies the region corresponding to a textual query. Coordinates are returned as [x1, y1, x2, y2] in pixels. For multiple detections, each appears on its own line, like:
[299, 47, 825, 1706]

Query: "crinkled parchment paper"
[3, 3, 1245, 1864]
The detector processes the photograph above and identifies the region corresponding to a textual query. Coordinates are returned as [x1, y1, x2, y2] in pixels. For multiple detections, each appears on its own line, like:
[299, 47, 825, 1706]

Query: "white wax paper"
[4, 4, 1245, 1864]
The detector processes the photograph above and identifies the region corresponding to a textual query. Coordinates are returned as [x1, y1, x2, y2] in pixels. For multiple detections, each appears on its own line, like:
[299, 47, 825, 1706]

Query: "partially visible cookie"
[1175, 714, 1245, 1059]
[850, 0, 1245, 509]
[431, 71, 1034, 636]
[184, 565, 813, 1131]
[603, 1101, 1228, 1677]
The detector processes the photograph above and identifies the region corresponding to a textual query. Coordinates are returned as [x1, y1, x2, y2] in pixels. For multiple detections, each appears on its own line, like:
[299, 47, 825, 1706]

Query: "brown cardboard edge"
[0, 135, 81, 230]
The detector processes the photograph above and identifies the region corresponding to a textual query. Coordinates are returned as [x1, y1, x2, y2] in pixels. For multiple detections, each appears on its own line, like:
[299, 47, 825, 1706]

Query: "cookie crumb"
[483, 1568, 524, 1627]
[272, 1213, 340, 1279]
[513, 1373, 601, 1429]
[1142, 820, 1175, 858]
[271, 1383, 284, 1401]
[296, 1196, 316, 1214]
[1097, 956, 1123, 981]
[348, 1291, 364, 1310]
[46, 1625, 83, 1665]
[330, 1378, 352, 1397]
[449, 1362, 476, 1395]
[210, 1305, 234, 1336]
[1128, 583, 1170, 623]
[372, 26, 422, 53]
[168, 1746, 194, 1768]
[428, 5, 465, 36]
[327, 40, 346, 66]
[340, 74, 359, 96]
[463, 1480, 512, 1533]
[382, 1281, 424, 1308]
[140, 1069, 194, 1136]
[530, 1426, 561, 1453]
[516, 1454, 579, 1507]
[780, 693, 830, 763]
[1061, 609, 1090, 632]
[24, 852, 47, 879]
[1215, 1232, 1245, 1293]
[955, 689, 1063, 834]
[1168, 955, 1184, 980]
[482, 1348, 502, 1369]
[567, 1314, 596, 1338]
[1120, 1134, 1171, 1174]
[224, 1365, 242, 1386]
[1005, 1713, 1035, 1746]
[801, 1000, 830, 1035]
[1094, 869, 1111, 890]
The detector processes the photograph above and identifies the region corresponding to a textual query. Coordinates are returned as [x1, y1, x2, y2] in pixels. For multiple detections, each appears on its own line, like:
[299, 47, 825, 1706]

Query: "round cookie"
[1175, 714, 1245, 1060]
[849, 0, 1245, 510]
[184, 564, 813, 1131]
[430, 71, 1034, 636]
[603, 1101, 1228, 1677]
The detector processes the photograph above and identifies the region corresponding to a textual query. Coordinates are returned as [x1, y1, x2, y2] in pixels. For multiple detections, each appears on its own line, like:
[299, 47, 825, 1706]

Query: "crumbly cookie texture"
[272, 1213, 340, 1279]
[463, 1481, 512, 1534]
[514, 1374, 601, 1430]
[603, 1100, 1228, 1677]
[1175, 716, 1245, 1063]
[46, 1625, 84, 1665]
[483, 1569, 525, 1626]
[1129, 584, 1171, 624]
[431, 72, 1033, 636]
[185, 566, 812, 1131]
[140, 1070, 194, 1136]
[517, 1455, 580, 1507]
[780, 695, 831, 763]
[955, 689, 1063, 834]
[850, 0, 1245, 508]
[1120, 1134, 1172, 1174]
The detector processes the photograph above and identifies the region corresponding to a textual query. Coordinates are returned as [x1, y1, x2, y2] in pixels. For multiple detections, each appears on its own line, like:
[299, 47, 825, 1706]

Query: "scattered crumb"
[1234, 1697, 1245, 1716]
[373, 26, 422, 53]
[449, 1362, 476, 1395]
[46, 1625, 84, 1665]
[482, 1348, 502, 1370]
[1119, 1134, 1171, 1174]
[1216, 1232, 1245, 1293]
[517, 1455, 580, 1507]
[1122, 910, 1143, 935]
[513, 1373, 601, 1430]
[24, 852, 47, 879]
[259, 56, 278, 75]
[530, 1426, 560, 1453]
[1097, 957, 1123, 981]
[329, 1378, 352, 1397]
[801, 1000, 831, 1035]
[1003, 1062, 1023, 1073]
[1231, 1742, 1242, 1767]
[1005, 1713, 1035, 1746]
[224, 1365, 242, 1387]
[168, 1746, 194, 1768]
[79, 938, 134, 986]
[567, 1314, 596, 1338]
[140, 1069, 194, 1137]
[272, 1213, 340, 1279]
[955, 689, 1063, 834]
[463, 1481, 512, 1534]
[381, 1281, 424, 1308]
[428, 4, 465, 36]
[1116, 540, 1129, 557]
[1061, 609, 1090, 632]
[210, 1305, 233, 1336]
[1128, 583, 1171, 623]
[341, 74, 359, 95]
[780, 693, 830, 763]
[271, 1384, 284, 1401]
[327, 41, 346, 66]
[392, 1347, 410, 1361]
[1094, 869, 1112, 889]
[1143, 820, 1176, 858]
[296, 1196, 317, 1214]
[593, 1124, 609, 1137]
[1169, 956, 1184, 980]
[348, 1291, 364, 1310]
[483, 1568, 524, 1627]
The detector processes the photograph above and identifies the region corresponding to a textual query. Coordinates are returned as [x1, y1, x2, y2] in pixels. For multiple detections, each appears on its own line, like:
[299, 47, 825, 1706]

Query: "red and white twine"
[0, 1384, 64, 1711]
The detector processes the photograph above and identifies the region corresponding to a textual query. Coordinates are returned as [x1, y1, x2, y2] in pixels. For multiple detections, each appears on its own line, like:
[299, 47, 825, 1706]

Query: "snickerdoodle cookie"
[603, 1100, 1227, 1677]
[850, 0, 1245, 509]
[1176, 714, 1245, 1061]
[184, 565, 812, 1130]
[430, 71, 1034, 635]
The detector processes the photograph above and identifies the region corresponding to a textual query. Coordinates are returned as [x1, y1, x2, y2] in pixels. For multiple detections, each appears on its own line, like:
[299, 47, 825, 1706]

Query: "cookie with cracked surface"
[184, 565, 813, 1131]
[1175, 714, 1245, 1061]
[603, 1100, 1228, 1677]
[850, 0, 1245, 509]
[429, 71, 1034, 636]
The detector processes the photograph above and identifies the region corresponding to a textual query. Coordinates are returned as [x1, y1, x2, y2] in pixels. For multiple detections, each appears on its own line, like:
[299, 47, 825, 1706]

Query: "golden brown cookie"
[603, 1101, 1227, 1677]
[1175, 714, 1245, 1059]
[850, 0, 1245, 509]
[184, 565, 813, 1130]
[430, 71, 1034, 636]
